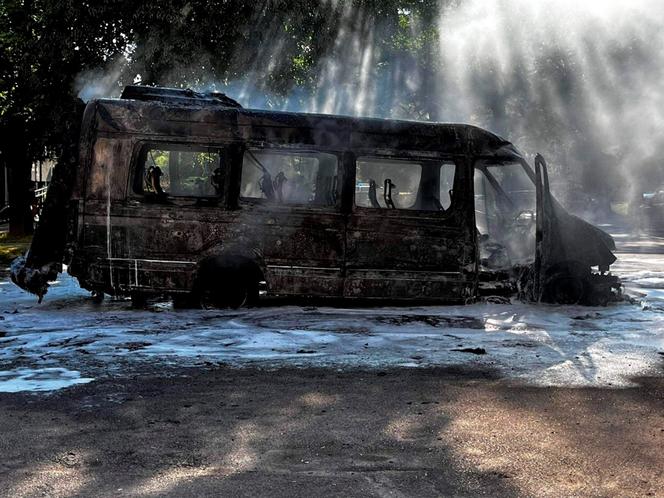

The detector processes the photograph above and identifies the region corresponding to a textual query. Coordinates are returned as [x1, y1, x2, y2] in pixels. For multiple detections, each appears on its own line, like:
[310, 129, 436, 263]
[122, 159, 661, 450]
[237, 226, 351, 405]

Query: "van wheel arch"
[193, 254, 265, 308]
[542, 260, 591, 305]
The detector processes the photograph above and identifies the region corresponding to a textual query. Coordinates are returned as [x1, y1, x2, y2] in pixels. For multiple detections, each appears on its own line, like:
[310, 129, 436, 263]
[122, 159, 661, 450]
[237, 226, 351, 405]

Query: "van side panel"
[344, 159, 476, 302]
[70, 136, 134, 293]
[70, 99, 485, 302]
[233, 204, 346, 297]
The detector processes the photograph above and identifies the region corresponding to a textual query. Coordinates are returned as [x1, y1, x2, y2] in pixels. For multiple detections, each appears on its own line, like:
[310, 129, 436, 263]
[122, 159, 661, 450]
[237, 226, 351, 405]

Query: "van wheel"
[130, 292, 148, 308]
[227, 282, 249, 309]
[544, 273, 587, 305]
[195, 257, 262, 309]
[91, 290, 104, 304]
[201, 277, 259, 309]
[172, 294, 200, 309]
[227, 278, 259, 309]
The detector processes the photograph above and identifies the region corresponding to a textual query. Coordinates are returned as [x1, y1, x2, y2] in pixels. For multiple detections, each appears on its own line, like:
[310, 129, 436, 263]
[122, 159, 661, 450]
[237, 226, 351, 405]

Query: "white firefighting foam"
[0, 252, 662, 392]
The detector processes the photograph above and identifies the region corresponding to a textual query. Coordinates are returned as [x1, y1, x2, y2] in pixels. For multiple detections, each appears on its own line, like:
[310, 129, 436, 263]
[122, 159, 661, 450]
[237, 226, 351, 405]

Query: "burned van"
[12, 86, 620, 306]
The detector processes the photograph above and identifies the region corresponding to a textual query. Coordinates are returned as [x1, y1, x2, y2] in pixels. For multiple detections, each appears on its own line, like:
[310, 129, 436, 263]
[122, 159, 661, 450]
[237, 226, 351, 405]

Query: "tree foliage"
[0, 0, 137, 234]
[0, 0, 440, 235]
[1, 0, 630, 235]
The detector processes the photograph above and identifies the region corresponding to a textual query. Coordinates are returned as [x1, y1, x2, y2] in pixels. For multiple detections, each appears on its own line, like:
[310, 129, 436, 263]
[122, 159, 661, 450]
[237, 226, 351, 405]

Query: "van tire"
[195, 257, 261, 309]
[199, 276, 259, 309]
[543, 272, 588, 305]
[91, 290, 104, 304]
[226, 280, 254, 309]
[130, 292, 148, 308]
[172, 294, 201, 309]
[238, 278, 260, 308]
[542, 261, 591, 305]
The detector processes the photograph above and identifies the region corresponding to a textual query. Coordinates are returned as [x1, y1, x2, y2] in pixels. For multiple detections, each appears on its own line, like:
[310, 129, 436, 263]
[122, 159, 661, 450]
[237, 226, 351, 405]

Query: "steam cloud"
[76, 1, 664, 215]
[75, 57, 129, 103]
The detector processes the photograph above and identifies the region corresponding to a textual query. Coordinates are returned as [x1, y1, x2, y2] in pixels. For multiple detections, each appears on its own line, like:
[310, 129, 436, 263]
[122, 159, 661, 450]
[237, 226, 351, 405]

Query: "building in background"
[0, 158, 54, 224]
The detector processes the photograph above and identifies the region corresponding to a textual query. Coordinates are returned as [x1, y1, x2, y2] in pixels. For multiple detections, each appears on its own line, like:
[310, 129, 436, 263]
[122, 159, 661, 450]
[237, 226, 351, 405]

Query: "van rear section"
[10, 100, 89, 301]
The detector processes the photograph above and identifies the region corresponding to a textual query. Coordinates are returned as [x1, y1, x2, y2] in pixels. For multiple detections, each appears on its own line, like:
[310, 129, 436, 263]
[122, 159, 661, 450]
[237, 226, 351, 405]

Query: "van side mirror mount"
[533, 153, 552, 302]
[534, 154, 551, 198]
[384, 178, 396, 209]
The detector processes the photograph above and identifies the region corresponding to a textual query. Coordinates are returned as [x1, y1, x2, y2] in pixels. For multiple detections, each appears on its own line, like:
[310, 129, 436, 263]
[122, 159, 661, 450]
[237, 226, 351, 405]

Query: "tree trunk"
[7, 152, 34, 236]
[0, 163, 6, 207]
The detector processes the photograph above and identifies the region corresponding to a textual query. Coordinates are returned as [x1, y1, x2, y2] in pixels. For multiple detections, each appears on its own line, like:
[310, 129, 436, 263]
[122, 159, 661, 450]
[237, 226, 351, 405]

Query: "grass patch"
[0, 232, 32, 265]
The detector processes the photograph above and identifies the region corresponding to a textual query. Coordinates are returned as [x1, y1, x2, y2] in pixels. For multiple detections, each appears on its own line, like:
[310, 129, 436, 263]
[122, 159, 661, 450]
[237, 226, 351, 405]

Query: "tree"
[0, 0, 136, 235]
[0, 0, 453, 239]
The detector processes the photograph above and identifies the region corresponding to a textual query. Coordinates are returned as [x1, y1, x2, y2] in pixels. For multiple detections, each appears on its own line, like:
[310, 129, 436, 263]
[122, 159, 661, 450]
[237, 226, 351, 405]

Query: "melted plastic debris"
[10, 256, 60, 302]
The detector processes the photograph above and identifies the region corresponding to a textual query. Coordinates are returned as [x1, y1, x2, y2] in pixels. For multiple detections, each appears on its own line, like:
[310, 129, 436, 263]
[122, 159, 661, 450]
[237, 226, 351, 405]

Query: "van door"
[345, 155, 476, 301]
[473, 158, 538, 297]
[473, 159, 537, 269]
[236, 147, 345, 297]
[113, 143, 229, 293]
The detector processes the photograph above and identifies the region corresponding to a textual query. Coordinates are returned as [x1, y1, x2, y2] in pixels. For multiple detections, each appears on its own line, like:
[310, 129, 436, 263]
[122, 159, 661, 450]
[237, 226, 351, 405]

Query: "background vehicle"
[12, 86, 620, 306]
[634, 184, 664, 236]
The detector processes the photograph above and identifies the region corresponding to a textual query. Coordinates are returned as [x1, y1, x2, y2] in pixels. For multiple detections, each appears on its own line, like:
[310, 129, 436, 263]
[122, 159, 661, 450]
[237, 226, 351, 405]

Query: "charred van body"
[12, 86, 620, 306]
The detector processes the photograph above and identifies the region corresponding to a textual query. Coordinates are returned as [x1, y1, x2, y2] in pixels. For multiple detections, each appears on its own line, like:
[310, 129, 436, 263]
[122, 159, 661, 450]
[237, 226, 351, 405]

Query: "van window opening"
[136, 146, 222, 198]
[438, 162, 456, 210]
[355, 158, 457, 211]
[474, 160, 536, 268]
[240, 149, 338, 206]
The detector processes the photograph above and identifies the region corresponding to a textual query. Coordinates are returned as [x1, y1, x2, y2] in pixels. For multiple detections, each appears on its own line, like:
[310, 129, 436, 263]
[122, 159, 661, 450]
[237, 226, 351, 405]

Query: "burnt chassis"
[12, 88, 620, 305]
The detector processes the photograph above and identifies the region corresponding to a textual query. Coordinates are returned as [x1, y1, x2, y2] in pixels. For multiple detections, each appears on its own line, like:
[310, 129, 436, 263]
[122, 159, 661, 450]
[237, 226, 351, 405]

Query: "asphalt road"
[1, 366, 662, 497]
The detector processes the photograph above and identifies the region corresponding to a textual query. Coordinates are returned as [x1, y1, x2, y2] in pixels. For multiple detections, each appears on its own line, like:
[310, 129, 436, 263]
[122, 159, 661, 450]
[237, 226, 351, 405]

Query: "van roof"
[91, 86, 521, 160]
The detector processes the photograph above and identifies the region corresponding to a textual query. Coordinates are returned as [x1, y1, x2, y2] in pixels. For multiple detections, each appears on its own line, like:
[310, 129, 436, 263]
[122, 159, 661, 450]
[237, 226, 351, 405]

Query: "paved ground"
[0, 229, 663, 497]
[1, 367, 663, 497]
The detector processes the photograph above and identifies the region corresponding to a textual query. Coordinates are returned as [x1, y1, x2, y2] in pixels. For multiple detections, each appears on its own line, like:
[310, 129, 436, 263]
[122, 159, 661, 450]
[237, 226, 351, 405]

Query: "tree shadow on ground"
[437, 375, 664, 497]
[0, 366, 519, 497]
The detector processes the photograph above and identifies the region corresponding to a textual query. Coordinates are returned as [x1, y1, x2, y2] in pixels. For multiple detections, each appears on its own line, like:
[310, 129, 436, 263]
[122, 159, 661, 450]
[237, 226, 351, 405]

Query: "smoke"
[72, 1, 664, 217]
[215, 0, 664, 214]
[75, 57, 130, 103]
[430, 0, 664, 212]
